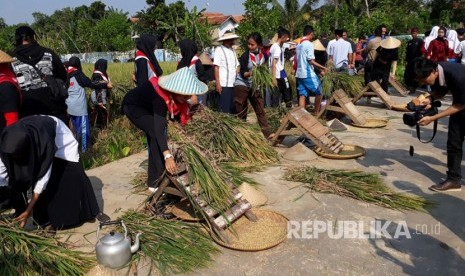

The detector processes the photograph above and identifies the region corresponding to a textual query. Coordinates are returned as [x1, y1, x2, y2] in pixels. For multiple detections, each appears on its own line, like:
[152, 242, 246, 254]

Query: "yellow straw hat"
[0, 50, 14, 63]
[312, 39, 326, 51]
[380, 37, 401, 49]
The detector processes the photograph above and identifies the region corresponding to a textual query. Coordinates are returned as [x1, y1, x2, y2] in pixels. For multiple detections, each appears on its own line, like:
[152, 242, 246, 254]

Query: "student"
[10, 26, 68, 123]
[371, 37, 400, 92]
[423, 26, 439, 55]
[364, 25, 384, 84]
[234, 32, 272, 138]
[66, 57, 112, 152]
[342, 31, 357, 75]
[0, 115, 109, 229]
[294, 26, 326, 114]
[355, 35, 367, 71]
[214, 31, 240, 114]
[446, 29, 460, 62]
[0, 50, 21, 134]
[90, 59, 111, 129]
[407, 57, 465, 192]
[270, 27, 292, 108]
[426, 26, 449, 63]
[328, 29, 354, 74]
[456, 29, 465, 64]
[134, 34, 164, 86]
[123, 68, 207, 192]
[404, 27, 424, 90]
[177, 39, 208, 105]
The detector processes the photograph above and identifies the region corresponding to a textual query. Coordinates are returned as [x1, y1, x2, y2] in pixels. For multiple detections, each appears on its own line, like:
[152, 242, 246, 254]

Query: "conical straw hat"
[199, 52, 213, 66]
[158, 67, 208, 95]
[312, 39, 326, 51]
[0, 50, 14, 63]
[380, 37, 401, 49]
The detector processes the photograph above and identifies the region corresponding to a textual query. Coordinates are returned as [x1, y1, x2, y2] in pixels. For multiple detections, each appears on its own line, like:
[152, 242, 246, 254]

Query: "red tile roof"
[201, 12, 244, 25]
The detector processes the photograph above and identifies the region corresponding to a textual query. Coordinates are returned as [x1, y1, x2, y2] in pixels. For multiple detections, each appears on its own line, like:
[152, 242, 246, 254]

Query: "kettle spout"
[130, 233, 142, 253]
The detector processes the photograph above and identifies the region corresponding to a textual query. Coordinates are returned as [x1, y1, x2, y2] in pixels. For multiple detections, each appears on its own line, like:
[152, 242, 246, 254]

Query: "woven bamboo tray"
[350, 118, 388, 128]
[314, 144, 366, 159]
[392, 103, 410, 112]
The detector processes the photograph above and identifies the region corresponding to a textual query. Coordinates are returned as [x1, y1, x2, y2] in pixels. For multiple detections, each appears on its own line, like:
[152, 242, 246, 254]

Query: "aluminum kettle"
[95, 220, 141, 269]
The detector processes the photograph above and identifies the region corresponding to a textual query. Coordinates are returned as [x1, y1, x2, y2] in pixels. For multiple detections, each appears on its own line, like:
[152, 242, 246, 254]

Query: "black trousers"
[277, 78, 292, 104]
[371, 67, 390, 92]
[446, 110, 465, 182]
[123, 105, 165, 188]
[364, 61, 373, 85]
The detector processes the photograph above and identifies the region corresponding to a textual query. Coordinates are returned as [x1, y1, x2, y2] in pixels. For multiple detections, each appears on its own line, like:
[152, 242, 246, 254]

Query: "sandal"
[95, 212, 111, 222]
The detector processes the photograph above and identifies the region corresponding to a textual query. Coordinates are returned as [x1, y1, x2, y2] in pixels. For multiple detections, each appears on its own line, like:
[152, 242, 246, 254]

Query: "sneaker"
[429, 180, 462, 192]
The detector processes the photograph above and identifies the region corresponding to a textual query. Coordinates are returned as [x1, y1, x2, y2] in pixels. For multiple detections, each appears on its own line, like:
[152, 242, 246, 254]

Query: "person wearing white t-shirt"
[270, 28, 292, 107]
[456, 29, 465, 64]
[328, 29, 354, 74]
[214, 31, 240, 114]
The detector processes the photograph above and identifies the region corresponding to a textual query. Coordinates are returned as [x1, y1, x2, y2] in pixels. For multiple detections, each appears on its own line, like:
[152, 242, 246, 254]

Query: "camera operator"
[407, 57, 465, 192]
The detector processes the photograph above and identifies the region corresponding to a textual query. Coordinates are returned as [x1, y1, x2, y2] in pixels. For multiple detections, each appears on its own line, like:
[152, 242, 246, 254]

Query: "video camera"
[403, 101, 441, 127]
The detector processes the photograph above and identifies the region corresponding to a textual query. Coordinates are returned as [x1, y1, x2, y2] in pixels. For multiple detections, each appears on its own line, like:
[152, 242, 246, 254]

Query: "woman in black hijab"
[90, 59, 112, 128]
[0, 115, 108, 229]
[134, 34, 163, 86]
[177, 39, 208, 104]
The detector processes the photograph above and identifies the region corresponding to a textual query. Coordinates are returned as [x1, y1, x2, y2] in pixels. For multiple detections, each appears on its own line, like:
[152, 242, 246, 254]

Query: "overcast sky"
[1, 0, 247, 25]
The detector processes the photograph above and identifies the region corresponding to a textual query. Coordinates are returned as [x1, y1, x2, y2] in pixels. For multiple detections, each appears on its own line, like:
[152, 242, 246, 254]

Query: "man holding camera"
[408, 57, 465, 192]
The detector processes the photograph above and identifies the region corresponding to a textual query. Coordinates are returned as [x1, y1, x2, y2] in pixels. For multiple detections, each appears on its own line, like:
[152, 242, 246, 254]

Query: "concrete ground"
[68, 91, 464, 276]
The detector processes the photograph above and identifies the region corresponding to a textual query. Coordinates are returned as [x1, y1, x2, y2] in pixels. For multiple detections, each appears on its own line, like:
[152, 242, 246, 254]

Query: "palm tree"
[271, 0, 318, 38]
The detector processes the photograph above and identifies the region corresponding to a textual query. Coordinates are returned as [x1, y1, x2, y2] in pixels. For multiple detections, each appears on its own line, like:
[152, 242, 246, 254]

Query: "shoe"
[95, 212, 111, 222]
[429, 180, 462, 192]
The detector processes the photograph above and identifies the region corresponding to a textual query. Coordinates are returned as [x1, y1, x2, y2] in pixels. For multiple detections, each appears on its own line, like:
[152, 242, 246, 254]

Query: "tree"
[89, 1, 106, 20]
[271, 0, 318, 38]
[237, 0, 281, 42]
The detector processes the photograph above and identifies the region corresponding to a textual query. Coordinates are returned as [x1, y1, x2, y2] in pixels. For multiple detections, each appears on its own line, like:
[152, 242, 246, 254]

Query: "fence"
[61, 49, 181, 64]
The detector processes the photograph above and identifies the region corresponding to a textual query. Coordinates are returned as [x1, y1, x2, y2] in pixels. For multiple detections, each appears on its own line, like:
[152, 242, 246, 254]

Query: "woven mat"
[314, 144, 366, 160]
[351, 118, 388, 128]
[210, 209, 288, 251]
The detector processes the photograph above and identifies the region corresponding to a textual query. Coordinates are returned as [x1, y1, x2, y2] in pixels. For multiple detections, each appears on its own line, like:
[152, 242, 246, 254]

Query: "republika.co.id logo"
[287, 220, 441, 239]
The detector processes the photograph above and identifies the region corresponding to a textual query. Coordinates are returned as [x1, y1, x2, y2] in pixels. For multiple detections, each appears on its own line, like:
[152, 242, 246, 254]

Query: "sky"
[1, 0, 247, 25]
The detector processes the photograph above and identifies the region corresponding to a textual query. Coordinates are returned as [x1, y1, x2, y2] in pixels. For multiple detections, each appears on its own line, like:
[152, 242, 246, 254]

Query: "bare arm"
[214, 65, 222, 93]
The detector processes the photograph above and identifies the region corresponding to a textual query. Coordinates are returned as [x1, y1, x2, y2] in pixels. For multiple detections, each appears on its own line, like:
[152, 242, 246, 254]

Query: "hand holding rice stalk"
[320, 65, 363, 98]
[285, 167, 434, 212]
[251, 64, 273, 97]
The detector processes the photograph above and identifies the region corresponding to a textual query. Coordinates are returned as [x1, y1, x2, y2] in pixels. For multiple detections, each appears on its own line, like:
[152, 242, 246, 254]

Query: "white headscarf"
[424, 26, 440, 50]
[447, 29, 460, 53]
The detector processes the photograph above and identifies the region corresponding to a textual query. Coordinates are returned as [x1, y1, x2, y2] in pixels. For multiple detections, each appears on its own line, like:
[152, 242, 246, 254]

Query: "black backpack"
[31, 64, 68, 100]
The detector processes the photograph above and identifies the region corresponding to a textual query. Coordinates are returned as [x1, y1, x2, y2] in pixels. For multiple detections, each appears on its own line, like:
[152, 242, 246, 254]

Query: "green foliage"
[236, 0, 281, 43]
[137, 1, 212, 51]
[0, 2, 133, 54]
[312, 1, 431, 37]
[271, 0, 316, 38]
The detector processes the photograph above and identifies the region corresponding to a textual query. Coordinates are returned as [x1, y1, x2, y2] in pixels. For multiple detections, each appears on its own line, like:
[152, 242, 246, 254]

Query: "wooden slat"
[389, 78, 409, 96]
[368, 81, 394, 109]
[214, 201, 252, 229]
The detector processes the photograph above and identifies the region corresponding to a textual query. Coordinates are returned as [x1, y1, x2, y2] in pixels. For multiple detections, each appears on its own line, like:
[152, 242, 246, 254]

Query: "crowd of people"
[0, 21, 465, 232]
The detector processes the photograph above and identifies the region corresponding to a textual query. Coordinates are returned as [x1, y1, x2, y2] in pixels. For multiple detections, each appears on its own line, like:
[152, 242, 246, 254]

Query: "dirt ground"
[65, 90, 464, 276]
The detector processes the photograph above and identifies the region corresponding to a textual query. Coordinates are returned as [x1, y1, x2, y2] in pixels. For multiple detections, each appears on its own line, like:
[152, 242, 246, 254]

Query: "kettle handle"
[96, 220, 128, 240]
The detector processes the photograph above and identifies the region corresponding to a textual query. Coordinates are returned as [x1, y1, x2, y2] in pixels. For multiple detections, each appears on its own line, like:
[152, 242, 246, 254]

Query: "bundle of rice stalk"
[0, 222, 95, 275]
[183, 108, 278, 167]
[285, 167, 434, 212]
[122, 211, 218, 275]
[320, 66, 363, 98]
[251, 64, 273, 96]
[265, 106, 288, 133]
[182, 143, 236, 212]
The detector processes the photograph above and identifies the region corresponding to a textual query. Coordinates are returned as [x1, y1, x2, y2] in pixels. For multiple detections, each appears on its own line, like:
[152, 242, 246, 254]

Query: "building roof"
[201, 12, 244, 25]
